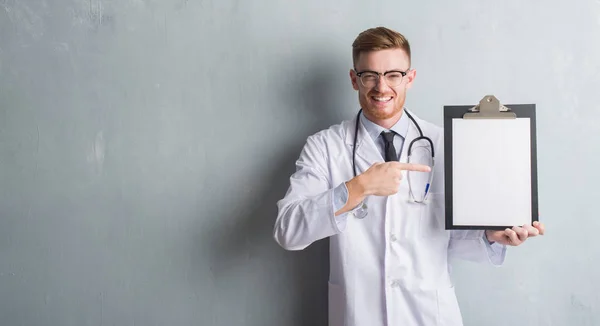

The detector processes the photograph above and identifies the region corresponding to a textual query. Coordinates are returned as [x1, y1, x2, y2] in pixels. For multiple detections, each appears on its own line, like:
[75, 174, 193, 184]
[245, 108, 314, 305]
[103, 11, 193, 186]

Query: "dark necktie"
[381, 131, 398, 162]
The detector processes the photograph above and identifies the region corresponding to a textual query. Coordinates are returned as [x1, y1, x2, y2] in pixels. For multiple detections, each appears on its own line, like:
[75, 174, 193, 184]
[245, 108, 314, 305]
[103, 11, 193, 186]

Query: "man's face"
[350, 48, 415, 126]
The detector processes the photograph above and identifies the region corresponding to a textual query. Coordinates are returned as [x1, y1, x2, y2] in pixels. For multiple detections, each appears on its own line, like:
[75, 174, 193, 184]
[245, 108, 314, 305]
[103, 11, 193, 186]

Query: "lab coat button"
[390, 234, 398, 242]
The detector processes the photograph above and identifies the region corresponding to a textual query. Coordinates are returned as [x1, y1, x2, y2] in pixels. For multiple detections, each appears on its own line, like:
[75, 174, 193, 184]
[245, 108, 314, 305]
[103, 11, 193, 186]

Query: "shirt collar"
[359, 109, 410, 142]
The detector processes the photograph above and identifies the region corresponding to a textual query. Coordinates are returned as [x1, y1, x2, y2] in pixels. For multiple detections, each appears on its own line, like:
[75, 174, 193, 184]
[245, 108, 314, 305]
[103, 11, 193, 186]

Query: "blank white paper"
[452, 118, 532, 227]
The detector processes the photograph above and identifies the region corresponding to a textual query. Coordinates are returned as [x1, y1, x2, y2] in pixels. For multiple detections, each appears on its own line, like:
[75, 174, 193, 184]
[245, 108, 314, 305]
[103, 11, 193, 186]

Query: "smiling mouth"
[371, 96, 393, 103]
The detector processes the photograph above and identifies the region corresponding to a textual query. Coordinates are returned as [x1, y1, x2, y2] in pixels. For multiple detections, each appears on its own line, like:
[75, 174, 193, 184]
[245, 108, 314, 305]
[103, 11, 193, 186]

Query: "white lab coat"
[274, 110, 506, 326]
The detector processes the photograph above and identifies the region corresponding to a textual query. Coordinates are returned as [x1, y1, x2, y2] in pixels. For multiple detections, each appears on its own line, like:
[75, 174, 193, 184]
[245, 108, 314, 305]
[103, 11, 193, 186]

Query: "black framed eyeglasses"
[355, 69, 408, 88]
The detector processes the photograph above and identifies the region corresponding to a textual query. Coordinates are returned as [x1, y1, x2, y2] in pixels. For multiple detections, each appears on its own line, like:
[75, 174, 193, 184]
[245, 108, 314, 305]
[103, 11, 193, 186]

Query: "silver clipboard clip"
[463, 95, 516, 119]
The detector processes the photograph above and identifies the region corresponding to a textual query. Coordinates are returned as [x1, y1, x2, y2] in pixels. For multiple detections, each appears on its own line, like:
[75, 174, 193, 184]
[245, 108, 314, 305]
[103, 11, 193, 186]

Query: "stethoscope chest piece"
[353, 202, 368, 219]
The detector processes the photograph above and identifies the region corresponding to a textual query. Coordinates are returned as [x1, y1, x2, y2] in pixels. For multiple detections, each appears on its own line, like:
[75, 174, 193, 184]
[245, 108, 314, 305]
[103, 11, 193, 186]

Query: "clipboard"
[443, 95, 539, 230]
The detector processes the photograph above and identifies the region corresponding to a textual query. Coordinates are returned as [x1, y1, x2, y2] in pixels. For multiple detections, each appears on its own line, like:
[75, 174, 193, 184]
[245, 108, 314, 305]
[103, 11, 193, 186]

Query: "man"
[273, 26, 545, 326]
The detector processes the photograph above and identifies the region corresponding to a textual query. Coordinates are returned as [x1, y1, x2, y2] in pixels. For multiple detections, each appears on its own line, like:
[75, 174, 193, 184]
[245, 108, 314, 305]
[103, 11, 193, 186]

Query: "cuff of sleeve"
[333, 182, 349, 212]
[332, 182, 365, 231]
[482, 232, 507, 266]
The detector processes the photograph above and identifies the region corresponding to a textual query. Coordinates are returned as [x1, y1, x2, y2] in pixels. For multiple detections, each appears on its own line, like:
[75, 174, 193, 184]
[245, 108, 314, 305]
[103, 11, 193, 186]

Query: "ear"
[349, 69, 359, 91]
[405, 69, 416, 89]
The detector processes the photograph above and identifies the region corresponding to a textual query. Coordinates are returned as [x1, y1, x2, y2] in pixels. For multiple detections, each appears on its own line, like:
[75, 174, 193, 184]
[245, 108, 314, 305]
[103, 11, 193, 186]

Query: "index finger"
[394, 162, 431, 172]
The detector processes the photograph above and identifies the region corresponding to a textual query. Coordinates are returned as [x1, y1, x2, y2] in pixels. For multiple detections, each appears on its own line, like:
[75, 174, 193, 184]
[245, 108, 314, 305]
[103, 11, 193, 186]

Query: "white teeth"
[373, 97, 392, 102]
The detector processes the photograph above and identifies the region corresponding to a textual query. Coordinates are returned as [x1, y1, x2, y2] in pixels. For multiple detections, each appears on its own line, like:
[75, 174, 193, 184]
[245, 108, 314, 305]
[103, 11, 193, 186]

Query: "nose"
[373, 75, 391, 92]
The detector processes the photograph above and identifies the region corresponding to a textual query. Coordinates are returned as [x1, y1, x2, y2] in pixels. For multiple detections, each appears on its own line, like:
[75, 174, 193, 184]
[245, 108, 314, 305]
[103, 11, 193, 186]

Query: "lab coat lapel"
[345, 110, 421, 174]
[345, 114, 383, 174]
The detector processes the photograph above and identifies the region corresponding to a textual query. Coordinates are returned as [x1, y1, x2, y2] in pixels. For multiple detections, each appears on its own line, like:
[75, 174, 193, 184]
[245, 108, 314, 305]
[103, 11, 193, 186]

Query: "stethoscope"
[351, 108, 435, 206]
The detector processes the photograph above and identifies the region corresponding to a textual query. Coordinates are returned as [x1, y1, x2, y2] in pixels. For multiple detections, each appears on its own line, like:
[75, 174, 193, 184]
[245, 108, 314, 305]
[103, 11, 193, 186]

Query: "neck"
[363, 110, 403, 130]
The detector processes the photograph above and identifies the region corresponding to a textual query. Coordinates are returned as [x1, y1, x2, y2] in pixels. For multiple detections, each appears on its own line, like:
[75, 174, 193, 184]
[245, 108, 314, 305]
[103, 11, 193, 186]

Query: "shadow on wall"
[198, 53, 352, 325]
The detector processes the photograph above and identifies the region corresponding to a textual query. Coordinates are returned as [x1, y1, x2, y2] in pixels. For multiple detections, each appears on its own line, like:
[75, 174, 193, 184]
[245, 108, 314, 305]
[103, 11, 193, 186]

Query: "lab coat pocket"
[436, 285, 464, 326]
[328, 282, 345, 326]
[420, 193, 446, 238]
